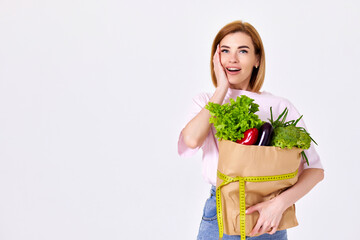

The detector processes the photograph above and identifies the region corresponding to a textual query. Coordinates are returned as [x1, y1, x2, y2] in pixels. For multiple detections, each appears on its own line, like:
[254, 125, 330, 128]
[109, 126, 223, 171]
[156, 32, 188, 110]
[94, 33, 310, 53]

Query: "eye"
[239, 50, 248, 54]
[221, 49, 229, 53]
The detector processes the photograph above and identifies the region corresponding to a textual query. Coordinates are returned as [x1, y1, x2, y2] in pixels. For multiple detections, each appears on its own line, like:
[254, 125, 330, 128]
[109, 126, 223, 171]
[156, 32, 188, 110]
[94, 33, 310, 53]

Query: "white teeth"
[227, 68, 240, 70]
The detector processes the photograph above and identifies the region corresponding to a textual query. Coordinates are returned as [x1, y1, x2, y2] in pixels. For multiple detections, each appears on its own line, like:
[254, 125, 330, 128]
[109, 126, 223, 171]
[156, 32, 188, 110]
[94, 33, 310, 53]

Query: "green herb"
[205, 96, 263, 142]
[268, 107, 317, 165]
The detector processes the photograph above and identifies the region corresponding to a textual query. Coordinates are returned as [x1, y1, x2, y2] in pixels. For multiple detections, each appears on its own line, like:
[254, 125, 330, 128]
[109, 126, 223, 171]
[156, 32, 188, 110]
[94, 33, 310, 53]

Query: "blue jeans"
[197, 186, 288, 240]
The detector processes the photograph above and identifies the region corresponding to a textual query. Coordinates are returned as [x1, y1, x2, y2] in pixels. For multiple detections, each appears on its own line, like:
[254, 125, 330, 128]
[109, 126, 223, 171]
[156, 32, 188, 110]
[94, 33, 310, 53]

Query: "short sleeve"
[281, 99, 324, 171]
[177, 93, 211, 157]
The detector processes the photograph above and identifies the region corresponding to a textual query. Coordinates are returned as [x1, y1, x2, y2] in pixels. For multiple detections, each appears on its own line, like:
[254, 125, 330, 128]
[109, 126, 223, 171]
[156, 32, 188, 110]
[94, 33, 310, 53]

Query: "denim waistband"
[210, 185, 216, 196]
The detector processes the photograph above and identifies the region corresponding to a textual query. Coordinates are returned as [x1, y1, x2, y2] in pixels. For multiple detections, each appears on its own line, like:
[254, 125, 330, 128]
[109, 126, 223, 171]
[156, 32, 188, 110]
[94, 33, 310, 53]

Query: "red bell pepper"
[236, 128, 259, 145]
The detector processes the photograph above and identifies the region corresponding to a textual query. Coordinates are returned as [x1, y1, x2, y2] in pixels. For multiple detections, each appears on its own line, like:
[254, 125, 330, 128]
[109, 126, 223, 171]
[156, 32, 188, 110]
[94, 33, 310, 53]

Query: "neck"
[229, 83, 251, 91]
[229, 77, 251, 91]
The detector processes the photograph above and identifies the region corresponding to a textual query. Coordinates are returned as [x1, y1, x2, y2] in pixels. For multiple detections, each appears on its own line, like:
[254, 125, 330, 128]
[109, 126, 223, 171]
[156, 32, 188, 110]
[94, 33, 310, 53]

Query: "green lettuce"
[205, 96, 263, 142]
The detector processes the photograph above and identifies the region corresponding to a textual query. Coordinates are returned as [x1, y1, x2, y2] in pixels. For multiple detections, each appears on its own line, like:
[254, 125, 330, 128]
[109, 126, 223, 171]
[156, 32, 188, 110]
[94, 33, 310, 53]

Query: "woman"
[178, 20, 324, 240]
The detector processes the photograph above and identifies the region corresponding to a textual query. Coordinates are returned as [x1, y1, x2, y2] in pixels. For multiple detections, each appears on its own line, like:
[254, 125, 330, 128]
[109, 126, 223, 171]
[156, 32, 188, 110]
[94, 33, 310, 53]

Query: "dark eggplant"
[256, 122, 274, 146]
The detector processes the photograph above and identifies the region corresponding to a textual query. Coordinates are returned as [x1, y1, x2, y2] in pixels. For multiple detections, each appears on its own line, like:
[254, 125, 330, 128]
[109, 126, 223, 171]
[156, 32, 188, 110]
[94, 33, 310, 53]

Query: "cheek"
[240, 56, 255, 68]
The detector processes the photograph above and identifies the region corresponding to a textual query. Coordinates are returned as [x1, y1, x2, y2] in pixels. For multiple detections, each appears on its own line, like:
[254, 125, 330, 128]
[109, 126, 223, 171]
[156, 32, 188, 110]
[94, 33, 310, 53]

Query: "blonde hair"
[210, 20, 265, 92]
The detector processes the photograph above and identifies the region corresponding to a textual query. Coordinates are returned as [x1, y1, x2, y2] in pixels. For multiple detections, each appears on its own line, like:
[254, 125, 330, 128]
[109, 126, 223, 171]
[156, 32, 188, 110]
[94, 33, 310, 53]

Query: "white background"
[0, 0, 359, 239]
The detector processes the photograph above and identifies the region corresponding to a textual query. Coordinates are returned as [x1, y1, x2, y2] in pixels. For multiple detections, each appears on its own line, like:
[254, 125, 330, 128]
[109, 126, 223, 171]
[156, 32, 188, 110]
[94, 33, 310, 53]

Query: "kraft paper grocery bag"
[216, 140, 303, 236]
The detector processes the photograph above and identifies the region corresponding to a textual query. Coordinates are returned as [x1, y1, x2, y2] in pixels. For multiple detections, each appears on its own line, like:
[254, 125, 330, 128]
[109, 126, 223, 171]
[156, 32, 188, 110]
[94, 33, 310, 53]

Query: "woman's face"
[219, 32, 259, 90]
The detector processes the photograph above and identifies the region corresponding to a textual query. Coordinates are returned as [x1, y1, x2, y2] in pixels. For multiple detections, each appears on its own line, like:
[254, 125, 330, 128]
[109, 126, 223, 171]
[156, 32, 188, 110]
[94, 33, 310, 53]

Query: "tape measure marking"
[216, 169, 298, 240]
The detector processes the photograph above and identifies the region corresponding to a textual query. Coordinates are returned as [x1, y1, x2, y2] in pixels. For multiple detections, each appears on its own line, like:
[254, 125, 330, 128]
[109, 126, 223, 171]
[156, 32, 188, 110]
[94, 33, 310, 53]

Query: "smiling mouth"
[226, 68, 241, 72]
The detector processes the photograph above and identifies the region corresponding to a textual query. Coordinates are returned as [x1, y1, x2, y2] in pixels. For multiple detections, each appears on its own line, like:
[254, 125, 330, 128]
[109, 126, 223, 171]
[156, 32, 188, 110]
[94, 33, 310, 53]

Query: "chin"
[228, 78, 250, 90]
[229, 79, 246, 86]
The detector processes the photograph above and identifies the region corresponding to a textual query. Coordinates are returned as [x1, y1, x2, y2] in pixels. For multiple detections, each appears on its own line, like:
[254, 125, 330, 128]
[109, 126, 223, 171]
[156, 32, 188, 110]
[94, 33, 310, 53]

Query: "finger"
[213, 45, 218, 60]
[218, 45, 222, 63]
[246, 204, 260, 214]
[257, 221, 271, 236]
[249, 218, 263, 236]
[213, 45, 219, 63]
[268, 226, 278, 235]
[214, 50, 222, 68]
[269, 221, 279, 234]
[245, 206, 257, 215]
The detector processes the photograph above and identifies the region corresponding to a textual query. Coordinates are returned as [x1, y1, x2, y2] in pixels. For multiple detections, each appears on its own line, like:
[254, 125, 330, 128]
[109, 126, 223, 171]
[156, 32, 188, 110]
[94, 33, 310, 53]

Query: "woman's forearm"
[276, 168, 325, 210]
[181, 86, 228, 149]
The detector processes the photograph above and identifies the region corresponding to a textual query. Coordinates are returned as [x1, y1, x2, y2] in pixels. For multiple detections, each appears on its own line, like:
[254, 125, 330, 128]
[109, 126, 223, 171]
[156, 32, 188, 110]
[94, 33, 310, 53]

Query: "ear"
[255, 55, 260, 68]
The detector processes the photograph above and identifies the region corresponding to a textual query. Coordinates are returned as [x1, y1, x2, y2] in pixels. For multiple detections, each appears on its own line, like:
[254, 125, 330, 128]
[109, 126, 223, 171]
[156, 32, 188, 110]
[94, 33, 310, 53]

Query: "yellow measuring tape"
[216, 169, 298, 240]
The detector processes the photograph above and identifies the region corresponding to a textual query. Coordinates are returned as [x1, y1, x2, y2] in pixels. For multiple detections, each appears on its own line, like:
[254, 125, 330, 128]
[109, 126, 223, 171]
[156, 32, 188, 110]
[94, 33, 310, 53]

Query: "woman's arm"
[277, 168, 324, 210]
[181, 87, 227, 149]
[246, 168, 324, 236]
[182, 44, 230, 149]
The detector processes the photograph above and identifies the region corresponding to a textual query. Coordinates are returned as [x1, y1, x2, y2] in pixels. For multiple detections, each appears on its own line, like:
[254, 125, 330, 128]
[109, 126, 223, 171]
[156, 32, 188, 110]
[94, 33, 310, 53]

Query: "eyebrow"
[220, 45, 250, 49]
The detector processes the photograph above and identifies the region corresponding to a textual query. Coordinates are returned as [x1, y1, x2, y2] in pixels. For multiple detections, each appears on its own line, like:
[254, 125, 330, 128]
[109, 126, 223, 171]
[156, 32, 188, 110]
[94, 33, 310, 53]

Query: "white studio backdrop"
[0, 0, 359, 239]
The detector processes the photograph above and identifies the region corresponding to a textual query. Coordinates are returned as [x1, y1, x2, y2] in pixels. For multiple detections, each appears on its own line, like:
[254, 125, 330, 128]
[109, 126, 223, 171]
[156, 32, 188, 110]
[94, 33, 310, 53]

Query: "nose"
[229, 53, 239, 63]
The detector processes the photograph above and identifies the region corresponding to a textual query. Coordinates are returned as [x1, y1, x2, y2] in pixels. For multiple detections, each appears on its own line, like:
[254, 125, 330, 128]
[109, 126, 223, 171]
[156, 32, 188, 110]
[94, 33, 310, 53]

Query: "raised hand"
[213, 44, 230, 90]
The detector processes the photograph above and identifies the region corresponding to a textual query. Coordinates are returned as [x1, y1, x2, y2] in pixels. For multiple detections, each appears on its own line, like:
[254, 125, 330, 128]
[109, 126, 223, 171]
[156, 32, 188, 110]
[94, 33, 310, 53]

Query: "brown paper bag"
[216, 140, 303, 236]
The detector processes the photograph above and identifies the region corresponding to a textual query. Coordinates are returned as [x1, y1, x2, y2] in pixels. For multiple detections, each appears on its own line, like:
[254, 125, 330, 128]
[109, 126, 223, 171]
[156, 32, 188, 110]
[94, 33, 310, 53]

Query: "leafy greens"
[205, 96, 263, 142]
[268, 107, 318, 165]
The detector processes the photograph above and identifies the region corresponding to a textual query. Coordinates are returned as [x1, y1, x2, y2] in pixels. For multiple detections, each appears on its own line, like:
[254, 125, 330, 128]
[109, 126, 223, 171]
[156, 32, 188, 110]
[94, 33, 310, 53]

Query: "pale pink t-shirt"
[178, 88, 324, 186]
